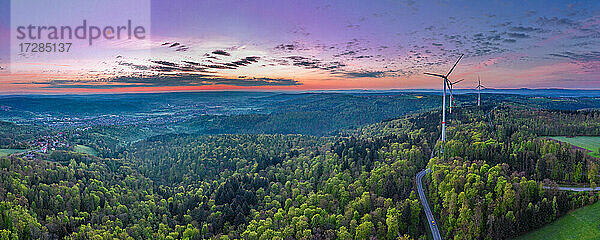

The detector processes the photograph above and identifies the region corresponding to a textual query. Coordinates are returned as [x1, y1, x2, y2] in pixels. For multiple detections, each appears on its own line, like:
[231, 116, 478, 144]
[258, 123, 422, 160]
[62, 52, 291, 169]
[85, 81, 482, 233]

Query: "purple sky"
[1, 0, 599, 93]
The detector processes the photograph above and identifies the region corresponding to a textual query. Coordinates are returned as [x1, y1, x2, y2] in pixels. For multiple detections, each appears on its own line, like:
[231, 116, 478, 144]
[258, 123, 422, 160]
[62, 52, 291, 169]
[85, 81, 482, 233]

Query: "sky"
[0, 0, 599, 93]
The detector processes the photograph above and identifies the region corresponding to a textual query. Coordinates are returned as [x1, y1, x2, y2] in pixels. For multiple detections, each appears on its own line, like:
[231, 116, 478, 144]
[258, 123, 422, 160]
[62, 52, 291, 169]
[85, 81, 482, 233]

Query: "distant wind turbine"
[424, 54, 464, 143]
[476, 75, 485, 107]
[447, 78, 464, 114]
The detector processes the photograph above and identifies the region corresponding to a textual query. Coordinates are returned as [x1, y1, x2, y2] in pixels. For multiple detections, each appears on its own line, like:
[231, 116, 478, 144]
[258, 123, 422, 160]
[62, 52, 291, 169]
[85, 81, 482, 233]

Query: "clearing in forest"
[550, 136, 600, 158]
[515, 201, 600, 240]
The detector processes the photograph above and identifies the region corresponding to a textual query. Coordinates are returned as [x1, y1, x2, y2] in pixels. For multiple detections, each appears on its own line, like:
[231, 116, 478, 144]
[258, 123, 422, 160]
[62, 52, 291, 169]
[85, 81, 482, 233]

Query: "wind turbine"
[424, 54, 464, 143]
[476, 75, 485, 107]
[447, 78, 464, 114]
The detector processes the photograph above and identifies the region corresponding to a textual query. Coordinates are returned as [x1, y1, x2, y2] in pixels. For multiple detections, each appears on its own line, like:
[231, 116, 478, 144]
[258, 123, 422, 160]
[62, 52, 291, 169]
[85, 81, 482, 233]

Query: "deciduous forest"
[0, 102, 599, 239]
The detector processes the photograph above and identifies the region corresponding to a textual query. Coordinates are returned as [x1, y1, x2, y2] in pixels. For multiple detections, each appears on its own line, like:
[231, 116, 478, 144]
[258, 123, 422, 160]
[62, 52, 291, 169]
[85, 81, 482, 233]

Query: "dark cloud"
[346, 24, 360, 30]
[151, 60, 178, 67]
[161, 42, 189, 52]
[183, 61, 201, 66]
[212, 50, 231, 56]
[147, 60, 210, 72]
[275, 44, 297, 51]
[487, 33, 505, 41]
[495, 21, 512, 27]
[334, 51, 357, 57]
[202, 64, 236, 70]
[35, 74, 301, 89]
[549, 51, 600, 62]
[228, 56, 260, 67]
[507, 32, 530, 38]
[509, 26, 541, 32]
[282, 56, 346, 72]
[345, 38, 360, 48]
[536, 17, 577, 27]
[291, 25, 310, 36]
[118, 62, 150, 71]
[334, 69, 407, 78]
[338, 71, 387, 78]
[158, 56, 262, 71]
[285, 56, 322, 69]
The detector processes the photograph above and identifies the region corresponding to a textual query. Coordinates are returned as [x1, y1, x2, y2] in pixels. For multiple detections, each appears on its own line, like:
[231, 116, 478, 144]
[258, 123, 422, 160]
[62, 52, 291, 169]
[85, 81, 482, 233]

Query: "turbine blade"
[424, 72, 445, 78]
[453, 79, 464, 84]
[446, 54, 464, 77]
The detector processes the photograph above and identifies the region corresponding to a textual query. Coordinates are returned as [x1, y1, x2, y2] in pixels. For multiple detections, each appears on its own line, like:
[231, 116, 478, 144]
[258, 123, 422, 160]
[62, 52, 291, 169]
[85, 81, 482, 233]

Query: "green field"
[550, 136, 600, 158]
[515, 201, 600, 240]
[73, 145, 98, 156]
[0, 148, 27, 156]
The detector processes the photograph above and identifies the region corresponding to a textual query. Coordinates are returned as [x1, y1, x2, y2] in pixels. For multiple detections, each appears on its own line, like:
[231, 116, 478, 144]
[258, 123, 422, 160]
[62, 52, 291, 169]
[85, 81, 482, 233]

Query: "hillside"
[0, 103, 598, 239]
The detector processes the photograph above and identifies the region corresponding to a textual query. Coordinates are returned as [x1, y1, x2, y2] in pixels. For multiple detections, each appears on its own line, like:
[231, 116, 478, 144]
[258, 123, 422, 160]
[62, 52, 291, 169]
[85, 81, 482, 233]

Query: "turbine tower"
[476, 75, 485, 107]
[424, 54, 464, 143]
[447, 78, 464, 114]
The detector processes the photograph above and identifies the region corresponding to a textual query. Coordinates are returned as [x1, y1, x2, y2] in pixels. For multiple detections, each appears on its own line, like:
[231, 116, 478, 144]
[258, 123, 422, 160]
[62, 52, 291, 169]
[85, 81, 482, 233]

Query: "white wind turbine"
[424, 54, 464, 143]
[476, 75, 485, 107]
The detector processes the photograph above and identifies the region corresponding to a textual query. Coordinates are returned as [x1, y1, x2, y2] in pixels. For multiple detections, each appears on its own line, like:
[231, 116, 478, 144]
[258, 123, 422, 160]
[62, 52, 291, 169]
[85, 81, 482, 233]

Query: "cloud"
[212, 50, 231, 56]
[161, 42, 189, 52]
[334, 69, 406, 78]
[136, 55, 262, 72]
[151, 60, 178, 67]
[33, 74, 301, 89]
[509, 26, 541, 32]
[549, 51, 600, 62]
[275, 44, 297, 51]
[507, 32, 530, 38]
[285, 56, 322, 69]
[536, 17, 577, 27]
[338, 71, 387, 78]
[525, 10, 537, 17]
[147, 60, 210, 72]
[282, 56, 346, 71]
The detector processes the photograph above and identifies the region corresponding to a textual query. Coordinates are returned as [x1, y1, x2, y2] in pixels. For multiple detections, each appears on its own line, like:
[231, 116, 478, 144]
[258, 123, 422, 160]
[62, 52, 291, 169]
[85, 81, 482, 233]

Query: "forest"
[0, 100, 599, 239]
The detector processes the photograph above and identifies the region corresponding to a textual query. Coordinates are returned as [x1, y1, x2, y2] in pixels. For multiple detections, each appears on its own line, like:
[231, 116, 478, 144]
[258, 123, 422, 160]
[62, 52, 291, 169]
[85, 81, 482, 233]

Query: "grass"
[515, 201, 600, 240]
[73, 144, 98, 156]
[550, 136, 600, 158]
[0, 148, 27, 156]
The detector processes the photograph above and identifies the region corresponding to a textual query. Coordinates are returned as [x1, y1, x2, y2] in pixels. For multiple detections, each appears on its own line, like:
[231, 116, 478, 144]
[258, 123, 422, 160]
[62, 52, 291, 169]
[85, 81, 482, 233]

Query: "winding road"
[543, 186, 600, 192]
[416, 168, 442, 240]
[415, 171, 600, 240]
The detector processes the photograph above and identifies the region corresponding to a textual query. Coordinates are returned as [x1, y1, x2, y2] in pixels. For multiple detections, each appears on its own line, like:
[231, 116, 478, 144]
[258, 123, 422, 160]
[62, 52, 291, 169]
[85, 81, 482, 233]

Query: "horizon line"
[1, 87, 600, 96]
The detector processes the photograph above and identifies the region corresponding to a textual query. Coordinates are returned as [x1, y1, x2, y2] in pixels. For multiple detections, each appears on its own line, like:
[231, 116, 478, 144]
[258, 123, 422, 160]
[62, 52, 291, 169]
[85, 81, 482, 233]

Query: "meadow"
[515, 201, 600, 240]
[550, 136, 600, 158]
[73, 144, 99, 156]
[0, 148, 26, 156]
